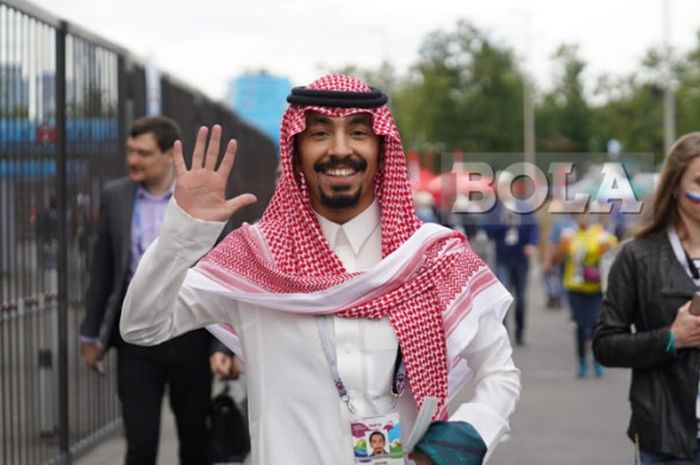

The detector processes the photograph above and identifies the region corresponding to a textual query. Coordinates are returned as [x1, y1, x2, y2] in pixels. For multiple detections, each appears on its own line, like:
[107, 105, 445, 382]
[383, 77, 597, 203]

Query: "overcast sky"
[29, 0, 700, 101]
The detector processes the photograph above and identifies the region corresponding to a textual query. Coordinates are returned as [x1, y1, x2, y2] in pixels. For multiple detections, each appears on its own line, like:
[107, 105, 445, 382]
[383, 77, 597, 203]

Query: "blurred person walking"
[80, 117, 212, 465]
[558, 209, 617, 378]
[483, 177, 539, 346]
[593, 133, 700, 463]
[540, 207, 576, 310]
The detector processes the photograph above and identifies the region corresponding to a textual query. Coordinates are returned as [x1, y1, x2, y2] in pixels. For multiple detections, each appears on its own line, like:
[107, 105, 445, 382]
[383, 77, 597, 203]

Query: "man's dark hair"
[369, 431, 385, 443]
[129, 116, 182, 152]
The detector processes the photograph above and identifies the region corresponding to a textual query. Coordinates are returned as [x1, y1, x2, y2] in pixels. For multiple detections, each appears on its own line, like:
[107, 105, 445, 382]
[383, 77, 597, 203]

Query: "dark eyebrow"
[349, 114, 372, 126]
[306, 115, 332, 126]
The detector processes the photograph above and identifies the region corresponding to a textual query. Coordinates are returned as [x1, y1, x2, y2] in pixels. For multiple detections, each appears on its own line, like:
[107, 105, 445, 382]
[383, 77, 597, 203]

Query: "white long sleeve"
[120, 200, 234, 345]
[450, 314, 521, 462]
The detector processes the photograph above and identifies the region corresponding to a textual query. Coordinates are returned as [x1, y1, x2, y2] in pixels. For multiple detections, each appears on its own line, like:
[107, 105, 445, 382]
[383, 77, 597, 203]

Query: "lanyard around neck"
[667, 226, 700, 287]
[315, 316, 406, 414]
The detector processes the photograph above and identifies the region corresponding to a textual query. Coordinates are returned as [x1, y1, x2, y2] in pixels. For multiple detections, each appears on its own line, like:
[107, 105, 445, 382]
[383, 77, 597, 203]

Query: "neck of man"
[677, 211, 700, 257]
[142, 166, 175, 197]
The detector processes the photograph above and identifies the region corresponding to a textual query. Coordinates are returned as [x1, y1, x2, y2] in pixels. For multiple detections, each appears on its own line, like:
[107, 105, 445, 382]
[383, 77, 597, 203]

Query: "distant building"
[0, 64, 29, 117]
[226, 71, 290, 149]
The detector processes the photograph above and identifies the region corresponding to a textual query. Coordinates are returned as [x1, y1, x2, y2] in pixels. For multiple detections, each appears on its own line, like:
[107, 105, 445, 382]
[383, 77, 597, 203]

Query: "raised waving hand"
[173, 125, 257, 222]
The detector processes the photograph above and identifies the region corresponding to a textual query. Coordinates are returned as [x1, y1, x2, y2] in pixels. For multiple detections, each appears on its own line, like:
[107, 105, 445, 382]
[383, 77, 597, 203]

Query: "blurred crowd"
[409, 159, 649, 379]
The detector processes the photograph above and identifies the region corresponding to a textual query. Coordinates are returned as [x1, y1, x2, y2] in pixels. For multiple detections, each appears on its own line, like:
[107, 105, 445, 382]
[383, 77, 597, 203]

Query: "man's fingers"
[221, 357, 233, 373]
[679, 301, 692, 317]
[218, 139, 238, 178]
[213, 360, 232, 374]
[192, 126, 208, 168]
[224, 193, 257, 217]
[173, 140, 187, 176]
[81, 344, 102, 369]
[211, 357, 234, 379]
[407, 452, 433, 465]
[232, 357, 244, 376]
[205, 125, 222, 171]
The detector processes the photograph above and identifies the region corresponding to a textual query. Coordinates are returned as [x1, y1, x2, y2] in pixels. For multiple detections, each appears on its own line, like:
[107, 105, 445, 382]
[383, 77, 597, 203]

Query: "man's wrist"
[415, 421, 486, 465]
[80, 335, 99, 345]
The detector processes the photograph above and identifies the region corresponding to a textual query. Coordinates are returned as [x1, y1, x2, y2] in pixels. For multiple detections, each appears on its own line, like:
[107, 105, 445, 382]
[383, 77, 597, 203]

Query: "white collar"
[316, 200, 380, 255]
[137, 178, 176, 201]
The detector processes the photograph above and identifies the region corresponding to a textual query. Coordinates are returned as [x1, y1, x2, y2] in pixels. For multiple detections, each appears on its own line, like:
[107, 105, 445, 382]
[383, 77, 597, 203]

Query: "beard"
[314, 156, 367, 209]
[319, 185, 362, 209]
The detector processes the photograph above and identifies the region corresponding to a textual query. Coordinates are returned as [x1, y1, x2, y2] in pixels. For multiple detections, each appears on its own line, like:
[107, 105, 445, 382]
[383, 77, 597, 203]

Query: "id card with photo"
[351, 412, 405, 465]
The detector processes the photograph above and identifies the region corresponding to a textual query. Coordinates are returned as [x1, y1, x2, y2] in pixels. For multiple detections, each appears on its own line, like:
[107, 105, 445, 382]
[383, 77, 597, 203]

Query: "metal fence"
[0, 1, 277, 464]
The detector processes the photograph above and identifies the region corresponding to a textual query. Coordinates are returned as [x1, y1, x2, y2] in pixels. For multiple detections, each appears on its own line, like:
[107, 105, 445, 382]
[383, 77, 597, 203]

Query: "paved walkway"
[77, 262, 633, 465]
[74, 378, 249, 465]
[74, 408, 179, 465]
[488, 263, 631, 465]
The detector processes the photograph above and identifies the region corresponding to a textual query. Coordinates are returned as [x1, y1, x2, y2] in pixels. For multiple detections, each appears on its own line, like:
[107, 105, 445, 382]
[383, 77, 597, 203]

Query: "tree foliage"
[676, 31, 700, 138]
[537, 45, 591, 152]
[390, 21, 525, 153]
[335, 20, 700, 163]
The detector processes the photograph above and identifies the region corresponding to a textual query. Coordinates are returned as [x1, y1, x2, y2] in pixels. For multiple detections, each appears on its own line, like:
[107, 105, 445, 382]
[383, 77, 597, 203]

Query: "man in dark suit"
[80, 116, 212, 465]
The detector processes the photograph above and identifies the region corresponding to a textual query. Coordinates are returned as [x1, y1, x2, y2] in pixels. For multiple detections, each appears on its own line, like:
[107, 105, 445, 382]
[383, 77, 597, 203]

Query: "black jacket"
[81, 177, 262, 353]
[81, 177, 137, 349]
[593, 233, 700, 459]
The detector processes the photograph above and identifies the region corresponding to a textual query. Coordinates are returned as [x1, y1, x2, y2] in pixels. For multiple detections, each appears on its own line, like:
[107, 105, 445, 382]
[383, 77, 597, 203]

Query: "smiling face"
[295, 111, 381, 224]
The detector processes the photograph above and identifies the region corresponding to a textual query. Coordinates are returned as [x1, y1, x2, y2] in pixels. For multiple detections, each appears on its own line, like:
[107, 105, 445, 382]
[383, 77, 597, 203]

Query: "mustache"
[314, 157, 367, 173]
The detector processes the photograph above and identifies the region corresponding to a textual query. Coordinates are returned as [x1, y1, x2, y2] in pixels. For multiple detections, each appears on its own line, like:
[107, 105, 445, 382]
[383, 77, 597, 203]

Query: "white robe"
[120, 200, 521, 465]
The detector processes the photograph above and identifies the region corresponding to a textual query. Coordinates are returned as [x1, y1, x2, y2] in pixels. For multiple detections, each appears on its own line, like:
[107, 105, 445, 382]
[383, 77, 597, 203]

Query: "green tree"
[391, 21, 525, 153]
[589, 47, 670, 160]
[537, 45, 592, 152]
[591, 77, 663, 158]
[676, 31, 700, 137]
[332, 61, 401, 99]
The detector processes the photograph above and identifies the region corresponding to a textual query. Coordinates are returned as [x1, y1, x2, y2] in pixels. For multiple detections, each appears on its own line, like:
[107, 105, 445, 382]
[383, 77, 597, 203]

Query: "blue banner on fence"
[0, 117, 118, 146]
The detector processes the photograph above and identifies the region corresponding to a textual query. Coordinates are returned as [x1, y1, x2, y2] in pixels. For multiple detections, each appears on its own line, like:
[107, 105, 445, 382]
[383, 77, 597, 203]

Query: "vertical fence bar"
[19, 13, 28, 465]
[0, 2, 277, 463]
[26, 18, 37, 464]
[117, 56, 126, 163]
[1, 4, 8, 463]
[55, 18, 70, 465]
[8, 8, 18, 465]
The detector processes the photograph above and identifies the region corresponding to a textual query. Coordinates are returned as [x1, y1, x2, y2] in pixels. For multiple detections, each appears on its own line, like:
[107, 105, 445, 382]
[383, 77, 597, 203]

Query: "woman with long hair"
[593, 133, 700, 464]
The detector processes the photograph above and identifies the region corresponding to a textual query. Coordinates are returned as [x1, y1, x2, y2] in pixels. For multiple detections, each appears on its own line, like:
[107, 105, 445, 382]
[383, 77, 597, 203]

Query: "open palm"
[173, 125, 256, 222]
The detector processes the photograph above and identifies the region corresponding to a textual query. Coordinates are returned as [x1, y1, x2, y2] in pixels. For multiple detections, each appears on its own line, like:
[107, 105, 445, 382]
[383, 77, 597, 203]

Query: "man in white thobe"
[121, 74, 520, 465]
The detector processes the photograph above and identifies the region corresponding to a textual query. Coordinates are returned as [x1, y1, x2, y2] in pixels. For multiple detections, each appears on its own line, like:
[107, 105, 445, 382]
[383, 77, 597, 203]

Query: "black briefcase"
[206, 384, 251, 463]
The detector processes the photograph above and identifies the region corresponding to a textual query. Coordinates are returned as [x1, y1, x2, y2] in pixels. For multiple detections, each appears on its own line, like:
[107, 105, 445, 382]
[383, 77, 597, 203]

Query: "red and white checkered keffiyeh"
[193, 74, 510, 420]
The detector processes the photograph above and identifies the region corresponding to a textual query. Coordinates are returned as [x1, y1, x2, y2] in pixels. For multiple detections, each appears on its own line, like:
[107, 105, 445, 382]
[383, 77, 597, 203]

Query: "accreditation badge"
[351, 412, 405, 465]
[505, 226, 519, 245]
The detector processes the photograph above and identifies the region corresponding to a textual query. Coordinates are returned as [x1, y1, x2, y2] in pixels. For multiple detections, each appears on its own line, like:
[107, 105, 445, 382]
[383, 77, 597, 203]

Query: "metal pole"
[663, 0, 676, 155]
[55, 19, 72, 465]
[523, 75, 536, 167]
[518, 11, 536, 175]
